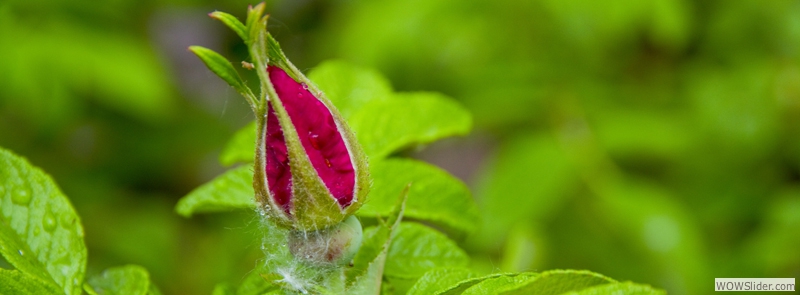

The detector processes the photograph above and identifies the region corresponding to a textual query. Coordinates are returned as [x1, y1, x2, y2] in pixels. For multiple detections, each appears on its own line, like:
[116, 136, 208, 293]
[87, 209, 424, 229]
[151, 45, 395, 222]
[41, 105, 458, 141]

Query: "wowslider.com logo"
[715, 278, 795, 292]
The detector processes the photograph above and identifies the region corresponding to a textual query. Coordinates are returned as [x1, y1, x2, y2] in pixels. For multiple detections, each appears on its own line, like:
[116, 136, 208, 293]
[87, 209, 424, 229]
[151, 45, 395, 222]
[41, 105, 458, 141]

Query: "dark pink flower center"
[266, 66, 356, 209]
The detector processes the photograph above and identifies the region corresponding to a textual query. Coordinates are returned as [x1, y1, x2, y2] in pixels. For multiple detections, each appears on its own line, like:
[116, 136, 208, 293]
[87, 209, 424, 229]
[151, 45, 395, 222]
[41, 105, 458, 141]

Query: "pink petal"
[266, 103, 293, 213]
[268, 66, 356, 208]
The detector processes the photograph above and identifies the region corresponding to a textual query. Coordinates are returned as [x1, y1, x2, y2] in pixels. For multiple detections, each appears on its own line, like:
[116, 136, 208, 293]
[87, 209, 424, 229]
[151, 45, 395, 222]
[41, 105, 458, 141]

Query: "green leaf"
[349, 92, 472, 159]
[0, 218, 54, 287]
[209, 11, 248, 42]
[346, 187, 408, 294]
[85, 265, 161, 295]
[496, 270, 615, 294]
[358, 159, 479, 236]
[175, 165, 255, 217]
[385, 223, 469, 279]
[439, 273, 537, 295]
[189, 46, 256, 107]
[220, 121, 257, 166]
[307, 60, 393, 119]
[434, 270, 619, 295]
[0, 147, 87, 295]
[0, 269, 61, 295]
[407, 268, 477, 295]
[560, 282, 666, 295]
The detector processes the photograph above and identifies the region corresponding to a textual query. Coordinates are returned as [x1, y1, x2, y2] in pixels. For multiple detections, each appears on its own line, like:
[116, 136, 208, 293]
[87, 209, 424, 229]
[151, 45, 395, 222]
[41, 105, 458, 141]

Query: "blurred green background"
[1, 0, 799, 294]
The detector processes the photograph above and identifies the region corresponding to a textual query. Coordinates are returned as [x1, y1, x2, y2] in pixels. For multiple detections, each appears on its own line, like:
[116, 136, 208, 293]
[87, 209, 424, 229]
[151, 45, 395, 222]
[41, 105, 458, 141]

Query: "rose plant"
[0, 3, 667, 294]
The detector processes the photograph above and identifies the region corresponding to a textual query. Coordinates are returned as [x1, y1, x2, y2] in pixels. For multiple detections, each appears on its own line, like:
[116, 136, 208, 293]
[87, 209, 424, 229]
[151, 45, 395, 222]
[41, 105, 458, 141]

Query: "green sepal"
[245, 3, 269, 108]
[188, 46, 257, 109]
[208, 11, 247, 42]
[345, 186, 408, 293]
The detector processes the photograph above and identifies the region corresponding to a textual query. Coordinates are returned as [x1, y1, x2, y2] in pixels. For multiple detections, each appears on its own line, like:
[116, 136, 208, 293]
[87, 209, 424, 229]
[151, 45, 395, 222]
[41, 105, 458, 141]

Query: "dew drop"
[301, 83, 309, 90]
[18, 250, 23, 256]
[11, 188, 31, 205]
[43, 211, 57, 232]
[308, 133, 321, 150]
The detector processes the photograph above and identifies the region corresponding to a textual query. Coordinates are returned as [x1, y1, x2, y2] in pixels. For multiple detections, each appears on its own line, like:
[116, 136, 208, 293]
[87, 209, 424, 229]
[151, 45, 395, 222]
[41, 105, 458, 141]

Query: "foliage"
[1, 0, 798, 294]
[0, 148, 160, 294]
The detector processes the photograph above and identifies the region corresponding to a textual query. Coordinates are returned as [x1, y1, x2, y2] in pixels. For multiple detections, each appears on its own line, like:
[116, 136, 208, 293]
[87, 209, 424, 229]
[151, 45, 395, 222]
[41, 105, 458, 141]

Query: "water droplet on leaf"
[43, 211, 57, 232]
[12, 188, 31, 205]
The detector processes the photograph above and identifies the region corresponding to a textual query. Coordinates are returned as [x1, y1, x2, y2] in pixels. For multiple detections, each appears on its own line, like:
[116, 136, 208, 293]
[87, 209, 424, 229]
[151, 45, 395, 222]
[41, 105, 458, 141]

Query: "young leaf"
[209, 11, 248, 42]
[0, 147, 87, 295]
[189, 46, 257, 108]
[358, 159, 479, 236]
[560, 282, 666, 295]
[0, 269, 61, 295]
[307, 60, 393, 119]
[219, 121, 257, 166]
[384, 223, 469, 280]
[346, 186, 408, 294]
[496, 269, 615, 294]
[349, 92, 472, 159]
[85, 265, 161, 295]
[406, 268, 477, 295]
[175, 165, 255, 217]
[439, 273, 537, 295]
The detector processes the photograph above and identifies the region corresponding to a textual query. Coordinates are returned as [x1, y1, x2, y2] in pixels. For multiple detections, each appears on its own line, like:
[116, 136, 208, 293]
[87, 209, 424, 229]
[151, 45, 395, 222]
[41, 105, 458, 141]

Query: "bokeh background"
[2, 0, 799, 294]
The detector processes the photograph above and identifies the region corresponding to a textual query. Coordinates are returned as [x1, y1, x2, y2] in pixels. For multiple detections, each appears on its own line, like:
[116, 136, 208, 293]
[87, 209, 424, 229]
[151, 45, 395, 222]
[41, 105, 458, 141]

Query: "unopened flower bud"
[253, 37, 369, 231]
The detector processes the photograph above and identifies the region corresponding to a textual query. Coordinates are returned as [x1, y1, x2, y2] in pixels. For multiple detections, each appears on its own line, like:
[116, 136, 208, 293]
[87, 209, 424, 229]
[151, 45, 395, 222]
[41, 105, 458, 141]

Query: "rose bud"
[253, 35, 370, 231]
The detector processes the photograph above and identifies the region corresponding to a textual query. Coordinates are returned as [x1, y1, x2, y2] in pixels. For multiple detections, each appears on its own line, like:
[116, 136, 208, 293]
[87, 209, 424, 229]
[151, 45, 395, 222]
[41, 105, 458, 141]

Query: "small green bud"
[288, 215, 363, 267]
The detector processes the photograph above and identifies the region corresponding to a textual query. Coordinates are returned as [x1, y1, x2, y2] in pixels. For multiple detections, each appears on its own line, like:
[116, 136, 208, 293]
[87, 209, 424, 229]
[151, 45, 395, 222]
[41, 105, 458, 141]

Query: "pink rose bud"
[253, 39, 369, 230]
